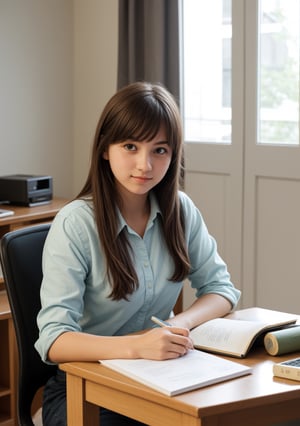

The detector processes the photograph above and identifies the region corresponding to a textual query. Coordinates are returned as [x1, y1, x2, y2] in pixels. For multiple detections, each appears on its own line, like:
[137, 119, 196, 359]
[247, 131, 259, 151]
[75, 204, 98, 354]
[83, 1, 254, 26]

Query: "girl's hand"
[132, 326, 194, 360]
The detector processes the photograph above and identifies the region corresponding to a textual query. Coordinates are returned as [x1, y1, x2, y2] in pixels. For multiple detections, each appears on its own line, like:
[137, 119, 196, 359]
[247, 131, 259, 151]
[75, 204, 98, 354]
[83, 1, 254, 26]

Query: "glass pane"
[258, 0, 300, 145]
[183, 0, 232, 143]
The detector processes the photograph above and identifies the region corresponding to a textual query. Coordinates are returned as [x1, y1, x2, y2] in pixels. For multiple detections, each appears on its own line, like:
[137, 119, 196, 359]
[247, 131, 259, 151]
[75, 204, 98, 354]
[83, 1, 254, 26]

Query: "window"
[182, 0, 232, 144]
[258, 0, 300, 145]
[182, 0, 300, 146]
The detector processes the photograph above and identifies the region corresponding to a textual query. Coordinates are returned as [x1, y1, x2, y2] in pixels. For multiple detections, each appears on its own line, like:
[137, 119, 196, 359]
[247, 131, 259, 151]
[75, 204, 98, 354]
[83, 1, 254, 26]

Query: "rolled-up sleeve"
[35, 202, 93, 363]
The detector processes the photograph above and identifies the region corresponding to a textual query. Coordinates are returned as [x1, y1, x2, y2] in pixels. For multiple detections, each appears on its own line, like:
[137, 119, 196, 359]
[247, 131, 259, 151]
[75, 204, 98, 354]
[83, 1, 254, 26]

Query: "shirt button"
[144, 262, 149, 267]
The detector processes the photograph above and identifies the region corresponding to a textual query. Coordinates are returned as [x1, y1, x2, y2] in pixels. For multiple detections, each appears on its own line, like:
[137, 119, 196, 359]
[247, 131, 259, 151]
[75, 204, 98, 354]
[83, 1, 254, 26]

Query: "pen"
[151, 316, 172, 327]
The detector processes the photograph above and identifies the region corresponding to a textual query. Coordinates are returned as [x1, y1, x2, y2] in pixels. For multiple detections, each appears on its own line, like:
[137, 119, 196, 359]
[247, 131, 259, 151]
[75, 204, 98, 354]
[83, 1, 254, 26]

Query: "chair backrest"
[0, 223, 57, 426]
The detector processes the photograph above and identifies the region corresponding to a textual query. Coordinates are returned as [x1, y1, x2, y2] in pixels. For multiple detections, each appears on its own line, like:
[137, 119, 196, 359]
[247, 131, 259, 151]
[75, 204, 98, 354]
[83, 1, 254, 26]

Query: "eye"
[124, 143, 137, 151]
[155, 146, 169, 155]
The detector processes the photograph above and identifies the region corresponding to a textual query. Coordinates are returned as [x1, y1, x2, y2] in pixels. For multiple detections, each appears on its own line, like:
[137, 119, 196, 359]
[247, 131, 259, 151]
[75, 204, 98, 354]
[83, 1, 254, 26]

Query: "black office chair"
[0, 223, 57, 426]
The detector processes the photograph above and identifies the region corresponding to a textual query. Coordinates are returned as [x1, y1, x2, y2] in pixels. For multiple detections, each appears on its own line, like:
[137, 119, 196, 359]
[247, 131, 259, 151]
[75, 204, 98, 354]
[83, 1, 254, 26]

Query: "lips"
[131, 176, 153, 182]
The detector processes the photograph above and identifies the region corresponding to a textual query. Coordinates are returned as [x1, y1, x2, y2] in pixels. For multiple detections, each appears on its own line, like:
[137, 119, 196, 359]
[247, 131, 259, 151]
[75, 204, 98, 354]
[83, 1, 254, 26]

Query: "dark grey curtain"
[118, 0, 180, 102]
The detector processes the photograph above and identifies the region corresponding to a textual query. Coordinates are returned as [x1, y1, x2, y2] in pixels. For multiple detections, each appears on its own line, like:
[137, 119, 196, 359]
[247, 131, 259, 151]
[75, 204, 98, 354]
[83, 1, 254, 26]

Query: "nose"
[136, 151, 152, 172]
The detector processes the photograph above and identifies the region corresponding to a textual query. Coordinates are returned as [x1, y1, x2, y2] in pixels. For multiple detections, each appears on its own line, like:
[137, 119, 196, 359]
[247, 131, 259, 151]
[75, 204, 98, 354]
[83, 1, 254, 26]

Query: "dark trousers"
[43, 369, 147, 426]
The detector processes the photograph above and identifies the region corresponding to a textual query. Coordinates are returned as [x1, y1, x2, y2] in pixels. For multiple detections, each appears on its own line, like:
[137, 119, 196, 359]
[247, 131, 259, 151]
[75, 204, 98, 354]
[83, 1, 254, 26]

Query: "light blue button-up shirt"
[35, 191, 240, 362]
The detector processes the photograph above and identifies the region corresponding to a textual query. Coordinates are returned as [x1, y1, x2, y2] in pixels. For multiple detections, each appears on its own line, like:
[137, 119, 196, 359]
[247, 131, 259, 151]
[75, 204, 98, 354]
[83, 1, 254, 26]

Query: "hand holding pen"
[149, 315, 194, 357]
[129, 315, 193, 361]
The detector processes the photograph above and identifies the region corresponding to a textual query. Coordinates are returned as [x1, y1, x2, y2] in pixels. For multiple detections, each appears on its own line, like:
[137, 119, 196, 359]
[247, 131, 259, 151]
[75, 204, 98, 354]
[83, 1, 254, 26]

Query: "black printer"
[0, 174, 53, 206]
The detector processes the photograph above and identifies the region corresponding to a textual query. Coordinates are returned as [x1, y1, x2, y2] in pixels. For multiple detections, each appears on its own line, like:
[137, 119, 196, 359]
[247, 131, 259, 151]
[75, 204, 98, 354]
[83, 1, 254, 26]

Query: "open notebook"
[99, 349, 252, 396]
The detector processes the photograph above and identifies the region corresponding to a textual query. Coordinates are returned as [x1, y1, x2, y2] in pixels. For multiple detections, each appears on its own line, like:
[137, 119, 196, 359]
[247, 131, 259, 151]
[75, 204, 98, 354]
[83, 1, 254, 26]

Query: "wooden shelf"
[0, 414, 14, 426]
[0, 388, 10, 398]
[0, 310, 15, 425]
[0, 198, 68, 425]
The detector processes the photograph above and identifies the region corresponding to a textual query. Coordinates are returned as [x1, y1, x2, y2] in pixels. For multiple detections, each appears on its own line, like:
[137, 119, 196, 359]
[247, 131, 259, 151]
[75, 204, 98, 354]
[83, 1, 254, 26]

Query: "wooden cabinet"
[0, 198, 68, 425]
[0, 293, 15, 426]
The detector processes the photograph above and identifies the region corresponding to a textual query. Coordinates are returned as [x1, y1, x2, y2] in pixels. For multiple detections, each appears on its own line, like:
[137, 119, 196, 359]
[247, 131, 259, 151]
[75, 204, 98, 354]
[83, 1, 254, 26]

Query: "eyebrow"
[153, 140, 169, 145]
[128, 136, 170, 145]
[129, 139, 169, 145]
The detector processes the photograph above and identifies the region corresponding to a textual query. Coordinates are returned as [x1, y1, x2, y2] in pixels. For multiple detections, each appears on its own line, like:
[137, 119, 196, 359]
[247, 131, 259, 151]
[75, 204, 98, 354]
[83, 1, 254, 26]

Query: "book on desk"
[190, 307, 298, 358]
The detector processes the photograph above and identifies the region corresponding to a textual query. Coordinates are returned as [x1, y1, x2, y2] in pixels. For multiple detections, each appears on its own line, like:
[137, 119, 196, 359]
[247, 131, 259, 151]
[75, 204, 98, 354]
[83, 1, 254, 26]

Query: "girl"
[35, 82, 240, 425]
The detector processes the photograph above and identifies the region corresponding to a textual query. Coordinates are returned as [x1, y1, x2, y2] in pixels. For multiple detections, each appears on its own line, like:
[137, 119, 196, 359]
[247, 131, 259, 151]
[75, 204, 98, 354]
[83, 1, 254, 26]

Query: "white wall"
[73, 0, 118, 195]
[0, 0, 118, 198]
[0, 0, 73, 197]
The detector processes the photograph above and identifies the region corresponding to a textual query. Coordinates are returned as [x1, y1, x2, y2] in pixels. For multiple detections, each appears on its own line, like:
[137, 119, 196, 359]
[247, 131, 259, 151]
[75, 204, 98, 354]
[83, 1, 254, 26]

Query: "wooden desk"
[61, 347, 300, 426]
[0, 197, 68, 426]
[0, 197, 68, 238]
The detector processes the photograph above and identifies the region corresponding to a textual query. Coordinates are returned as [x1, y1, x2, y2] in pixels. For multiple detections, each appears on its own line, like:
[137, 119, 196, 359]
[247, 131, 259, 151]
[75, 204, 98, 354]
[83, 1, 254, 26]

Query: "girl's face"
[103, 126, 172, 199]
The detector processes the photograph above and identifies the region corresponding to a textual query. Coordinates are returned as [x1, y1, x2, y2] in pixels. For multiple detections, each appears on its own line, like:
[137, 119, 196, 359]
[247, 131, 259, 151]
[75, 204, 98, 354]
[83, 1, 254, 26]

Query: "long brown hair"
[77, 82, 190, 300]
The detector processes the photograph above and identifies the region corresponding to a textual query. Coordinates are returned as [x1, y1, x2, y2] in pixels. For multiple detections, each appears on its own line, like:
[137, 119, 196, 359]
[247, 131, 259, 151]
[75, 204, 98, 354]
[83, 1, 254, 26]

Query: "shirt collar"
[117, 192, 162, 235]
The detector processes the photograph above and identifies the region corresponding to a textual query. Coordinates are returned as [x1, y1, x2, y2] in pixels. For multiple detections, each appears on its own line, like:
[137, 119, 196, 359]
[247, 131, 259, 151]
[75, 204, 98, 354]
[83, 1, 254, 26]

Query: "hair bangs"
[112, 93, 172, 143]
[130, 113, 163, 142]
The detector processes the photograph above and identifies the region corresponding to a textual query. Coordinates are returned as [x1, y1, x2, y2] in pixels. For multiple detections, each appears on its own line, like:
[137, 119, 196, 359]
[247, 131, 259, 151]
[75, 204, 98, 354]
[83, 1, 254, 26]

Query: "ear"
[102, 151, 109, 160]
